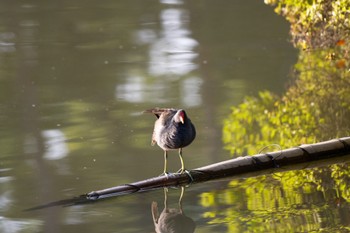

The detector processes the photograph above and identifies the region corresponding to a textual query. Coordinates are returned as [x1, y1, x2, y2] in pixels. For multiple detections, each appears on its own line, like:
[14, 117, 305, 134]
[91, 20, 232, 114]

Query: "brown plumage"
[144, 108, 196, 174]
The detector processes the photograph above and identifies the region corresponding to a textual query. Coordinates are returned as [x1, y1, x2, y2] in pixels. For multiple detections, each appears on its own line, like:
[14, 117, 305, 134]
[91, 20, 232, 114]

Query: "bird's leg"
[159, 150, 169, 177]
[163, 187, 168, 211]
[178, 148, 185, 173]
[177, 148, 194, 181]
[178, 186, 185, 213]
[164, 150, 168, 174]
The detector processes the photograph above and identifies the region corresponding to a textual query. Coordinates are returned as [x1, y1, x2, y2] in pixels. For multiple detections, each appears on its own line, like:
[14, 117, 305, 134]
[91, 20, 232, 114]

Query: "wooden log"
[26, 137, 350, 210]
[85, 137, 350, 200]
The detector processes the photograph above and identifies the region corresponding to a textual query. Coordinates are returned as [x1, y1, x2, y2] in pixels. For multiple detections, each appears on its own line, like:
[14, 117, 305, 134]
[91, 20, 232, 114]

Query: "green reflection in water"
[223, 0, 350, 155]
[219, 0, 350, 232]
[200, 162, 350, 232]
[0, 0, 299, 232]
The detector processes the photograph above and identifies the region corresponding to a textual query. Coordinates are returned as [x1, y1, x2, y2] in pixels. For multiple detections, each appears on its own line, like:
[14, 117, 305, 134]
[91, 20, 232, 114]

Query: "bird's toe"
[159, 172, 171, 177]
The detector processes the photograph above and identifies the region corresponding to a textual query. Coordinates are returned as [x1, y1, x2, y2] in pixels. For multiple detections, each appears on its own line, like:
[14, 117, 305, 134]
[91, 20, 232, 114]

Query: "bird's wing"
[143, 108, 175, 119]
[151, 130, 157, 146]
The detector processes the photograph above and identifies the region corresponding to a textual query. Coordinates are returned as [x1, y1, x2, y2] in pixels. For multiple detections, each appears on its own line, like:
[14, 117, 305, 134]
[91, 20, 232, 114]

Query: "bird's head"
[174, 109, 186, 124]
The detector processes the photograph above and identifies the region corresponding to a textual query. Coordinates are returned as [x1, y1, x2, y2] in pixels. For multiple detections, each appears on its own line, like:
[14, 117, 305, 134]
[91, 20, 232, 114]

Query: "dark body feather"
[144, 108, 196, 174]
[144, 108, 196, 151]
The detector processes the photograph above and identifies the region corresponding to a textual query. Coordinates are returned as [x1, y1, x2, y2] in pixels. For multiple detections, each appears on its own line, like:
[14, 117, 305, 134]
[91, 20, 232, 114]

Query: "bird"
[144, 108, 196, 175]
[151, 187, 196, 233]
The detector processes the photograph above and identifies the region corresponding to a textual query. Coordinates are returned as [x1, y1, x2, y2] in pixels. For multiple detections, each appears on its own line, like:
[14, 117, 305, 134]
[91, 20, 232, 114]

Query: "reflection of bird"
[144, 108, 196, 175]
[152, 187, 195, 233]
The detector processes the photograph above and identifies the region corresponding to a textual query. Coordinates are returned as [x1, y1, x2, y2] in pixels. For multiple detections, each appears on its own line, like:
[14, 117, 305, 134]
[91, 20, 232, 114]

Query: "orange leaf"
[336, 39, 345, 46]
[336, 59, 346, 69]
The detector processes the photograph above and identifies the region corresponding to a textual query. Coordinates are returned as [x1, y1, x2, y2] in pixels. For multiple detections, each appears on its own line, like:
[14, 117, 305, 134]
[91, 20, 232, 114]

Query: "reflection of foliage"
[212, 0, 350, 232]
[223, 39, 349, 155]
[223, 90, 321, 155]
[200, 165, 350, 232]
[223, 0, 350, 156]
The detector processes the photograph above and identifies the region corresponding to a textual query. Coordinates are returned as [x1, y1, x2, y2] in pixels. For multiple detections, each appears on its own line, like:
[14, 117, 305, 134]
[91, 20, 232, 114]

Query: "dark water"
[3, 1, 347, 233]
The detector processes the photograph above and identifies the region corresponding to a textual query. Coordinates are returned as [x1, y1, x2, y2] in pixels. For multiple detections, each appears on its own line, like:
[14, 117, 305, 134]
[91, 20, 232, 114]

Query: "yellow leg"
[178, 148, 185, 173]
[164, 187, 168, 209]
[178, 149, 194, 181]
[178, 186, 184, 208]
[163, 150, 168, 174]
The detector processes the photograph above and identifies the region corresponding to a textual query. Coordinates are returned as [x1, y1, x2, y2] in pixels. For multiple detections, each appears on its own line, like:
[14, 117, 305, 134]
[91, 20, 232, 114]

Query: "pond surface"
[1, 0, 349, 233]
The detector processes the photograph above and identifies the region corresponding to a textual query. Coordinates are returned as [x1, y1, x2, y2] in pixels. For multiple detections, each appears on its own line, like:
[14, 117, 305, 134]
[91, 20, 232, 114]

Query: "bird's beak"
[180, 116, 184, 124]
[178, 110, 186, 124]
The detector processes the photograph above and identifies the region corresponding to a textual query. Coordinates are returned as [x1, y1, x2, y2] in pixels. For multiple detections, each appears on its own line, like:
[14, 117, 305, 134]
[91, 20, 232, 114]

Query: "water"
[3, 0, 347, 233]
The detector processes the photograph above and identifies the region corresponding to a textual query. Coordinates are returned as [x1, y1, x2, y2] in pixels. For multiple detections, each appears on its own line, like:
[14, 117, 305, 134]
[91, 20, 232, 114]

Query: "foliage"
[223, 0, 350, 156]
[264, 0, 350, 49]
[209, 0, 350, 232]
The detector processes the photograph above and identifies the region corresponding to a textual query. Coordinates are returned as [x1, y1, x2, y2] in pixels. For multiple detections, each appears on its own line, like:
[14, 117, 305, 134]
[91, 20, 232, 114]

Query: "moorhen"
[152, 187, 196, 233]
[144, 108, 196, 175]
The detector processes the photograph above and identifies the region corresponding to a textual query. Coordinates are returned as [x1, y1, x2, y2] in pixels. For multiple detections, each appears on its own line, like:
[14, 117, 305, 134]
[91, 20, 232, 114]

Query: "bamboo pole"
[26, 137, 350, 210]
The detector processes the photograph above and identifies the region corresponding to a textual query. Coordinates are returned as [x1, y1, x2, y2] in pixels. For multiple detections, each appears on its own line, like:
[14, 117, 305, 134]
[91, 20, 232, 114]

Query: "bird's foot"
[158, 172, 172, 178]
[176, 168, 194, 182]
[176, 168, 187, 174]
